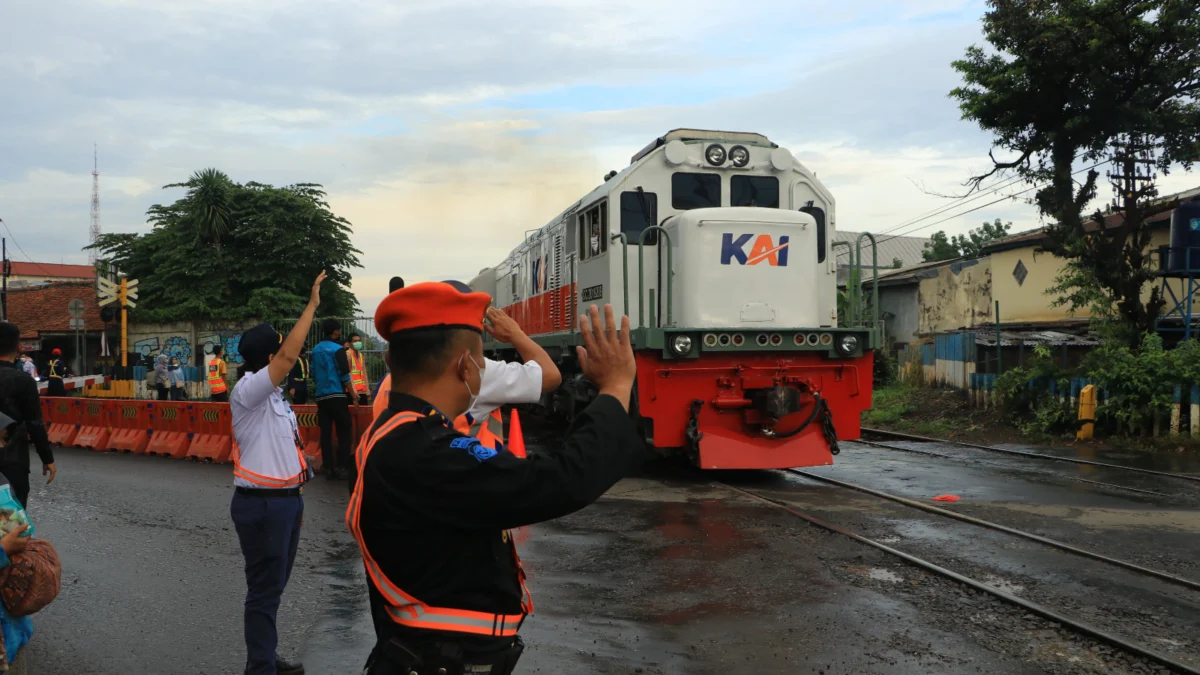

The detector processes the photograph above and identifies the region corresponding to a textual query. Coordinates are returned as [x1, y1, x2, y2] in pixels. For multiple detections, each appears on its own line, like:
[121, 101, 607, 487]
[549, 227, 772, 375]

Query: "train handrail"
[855, 232, 879, 329]
[638, 226, 674, 328]
[831, 241, 856, 325]
[613, 233, 631, 316]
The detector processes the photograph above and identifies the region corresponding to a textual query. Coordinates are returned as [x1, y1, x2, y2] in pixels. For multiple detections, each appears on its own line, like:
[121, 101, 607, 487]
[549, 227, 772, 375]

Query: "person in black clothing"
[45, 348, 68, 397]
[349, 283, 645, 675]
[287, 347, 311, 405]
[0, 323, 57, 508]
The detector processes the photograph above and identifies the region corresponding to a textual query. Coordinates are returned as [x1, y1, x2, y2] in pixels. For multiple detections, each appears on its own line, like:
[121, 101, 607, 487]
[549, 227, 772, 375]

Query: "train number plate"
[581, 284, 604, 301]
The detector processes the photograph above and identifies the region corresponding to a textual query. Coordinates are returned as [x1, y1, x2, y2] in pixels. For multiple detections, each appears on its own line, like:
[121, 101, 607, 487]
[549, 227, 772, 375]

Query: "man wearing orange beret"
[347, 282, 645, 675]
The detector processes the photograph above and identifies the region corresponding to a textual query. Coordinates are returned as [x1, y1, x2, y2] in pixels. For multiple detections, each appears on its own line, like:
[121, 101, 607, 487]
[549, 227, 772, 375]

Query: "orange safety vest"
[346, 411, 533, 636]
[232, 426, 310, 489]
[207, 357, 227, 394]
[349, 351, 368, 394]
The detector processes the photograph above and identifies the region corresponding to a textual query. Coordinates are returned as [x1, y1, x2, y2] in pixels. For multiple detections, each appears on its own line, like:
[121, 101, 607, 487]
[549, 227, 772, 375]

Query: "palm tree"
[164, 169, 234, 246]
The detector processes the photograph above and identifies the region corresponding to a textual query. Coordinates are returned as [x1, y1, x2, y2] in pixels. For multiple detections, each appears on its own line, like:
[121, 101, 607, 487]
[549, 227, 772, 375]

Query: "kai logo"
[720, 234, 790, 266]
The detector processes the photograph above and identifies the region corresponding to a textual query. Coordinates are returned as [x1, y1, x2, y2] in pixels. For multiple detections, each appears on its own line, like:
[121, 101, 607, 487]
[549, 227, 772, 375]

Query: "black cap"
[239, 323, 283, 364]
[389, 276, 405, 293]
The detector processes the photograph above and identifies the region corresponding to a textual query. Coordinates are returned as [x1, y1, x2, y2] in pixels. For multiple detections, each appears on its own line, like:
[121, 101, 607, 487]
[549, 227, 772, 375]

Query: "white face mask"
[459, 352, 485, 413]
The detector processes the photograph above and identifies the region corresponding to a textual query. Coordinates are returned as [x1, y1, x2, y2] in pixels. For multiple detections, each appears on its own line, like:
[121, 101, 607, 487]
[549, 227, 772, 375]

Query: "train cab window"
[800, 204, 828, 263]
[578, 201, 608, 261]
[620, 191, 659, 245]
[731, 176, 780, 208]
[672, 172, 721, 210]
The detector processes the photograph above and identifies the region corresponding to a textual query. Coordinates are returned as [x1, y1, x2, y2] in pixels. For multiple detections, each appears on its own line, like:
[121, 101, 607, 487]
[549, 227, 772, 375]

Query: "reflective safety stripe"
[297, 357, 310, 381]
[349, 352, 368, 393]
[48, 360, 62, 379]
[464, 409, 524, 457]
[346, 411, 533, 637]
[232, 427, 309, 488]
[207, 357, 227, 394]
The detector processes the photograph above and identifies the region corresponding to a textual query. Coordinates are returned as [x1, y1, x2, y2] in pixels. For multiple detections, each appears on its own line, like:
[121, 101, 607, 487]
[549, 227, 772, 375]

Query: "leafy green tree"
[922, 231, 960, 262]
[951, 0, 1200, 342]
[89, 175, 362, 323]
[922, 219, 1012, 261]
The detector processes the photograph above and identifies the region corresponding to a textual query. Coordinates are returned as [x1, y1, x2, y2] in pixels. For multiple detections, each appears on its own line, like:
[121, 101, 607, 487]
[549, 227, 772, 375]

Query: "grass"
[862, 382, 917, 427]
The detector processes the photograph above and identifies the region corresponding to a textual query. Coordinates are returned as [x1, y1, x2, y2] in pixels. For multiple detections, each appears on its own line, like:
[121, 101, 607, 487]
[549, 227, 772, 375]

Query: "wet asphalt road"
[18, 436, 1200, 675]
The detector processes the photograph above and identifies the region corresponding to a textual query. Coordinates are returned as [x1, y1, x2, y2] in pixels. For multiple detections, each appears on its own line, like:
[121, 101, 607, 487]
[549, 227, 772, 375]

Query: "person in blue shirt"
[311, 319, 354, 481]
[0, 488, 33, 672]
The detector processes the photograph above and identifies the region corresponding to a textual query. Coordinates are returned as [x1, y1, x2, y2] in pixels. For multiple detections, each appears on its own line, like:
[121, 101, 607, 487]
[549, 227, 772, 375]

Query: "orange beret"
[375, 282, 491, 340]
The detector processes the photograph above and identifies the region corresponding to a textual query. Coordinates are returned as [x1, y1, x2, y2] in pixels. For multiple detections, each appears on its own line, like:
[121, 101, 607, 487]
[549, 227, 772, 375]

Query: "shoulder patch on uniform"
[449, 436, 498, 461]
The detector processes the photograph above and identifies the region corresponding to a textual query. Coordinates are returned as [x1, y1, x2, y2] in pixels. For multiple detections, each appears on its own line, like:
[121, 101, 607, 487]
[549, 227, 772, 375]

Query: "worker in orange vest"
[207, 346, 229, 402]
[349, 283, 645, 675]
[347, 333, 370, 405]
[371, 279, 561, 455]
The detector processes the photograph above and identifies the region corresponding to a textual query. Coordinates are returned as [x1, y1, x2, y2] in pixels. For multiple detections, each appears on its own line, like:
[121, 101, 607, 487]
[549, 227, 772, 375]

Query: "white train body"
[470, 129, 875, 470]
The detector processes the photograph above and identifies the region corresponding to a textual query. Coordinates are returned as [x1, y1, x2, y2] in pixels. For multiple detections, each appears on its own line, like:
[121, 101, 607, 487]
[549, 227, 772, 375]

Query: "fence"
[40, 397, 376, 470]
[270, 316, 387, 390]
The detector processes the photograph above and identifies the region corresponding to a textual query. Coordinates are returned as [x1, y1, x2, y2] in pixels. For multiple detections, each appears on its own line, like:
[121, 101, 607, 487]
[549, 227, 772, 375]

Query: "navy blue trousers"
[231, 492, 303, 675]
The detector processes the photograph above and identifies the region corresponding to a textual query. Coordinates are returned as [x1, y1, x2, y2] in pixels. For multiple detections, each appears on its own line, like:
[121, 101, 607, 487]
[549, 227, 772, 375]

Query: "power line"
[873, 159, 1112, 249]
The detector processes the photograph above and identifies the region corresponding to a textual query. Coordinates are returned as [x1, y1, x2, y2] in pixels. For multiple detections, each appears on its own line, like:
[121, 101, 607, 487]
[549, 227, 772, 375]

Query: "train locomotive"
[469, 129, 877, 470]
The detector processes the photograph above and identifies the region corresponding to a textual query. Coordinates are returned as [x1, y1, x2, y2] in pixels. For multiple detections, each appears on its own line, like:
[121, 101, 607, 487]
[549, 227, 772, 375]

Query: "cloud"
[2, 0, 1195, 315]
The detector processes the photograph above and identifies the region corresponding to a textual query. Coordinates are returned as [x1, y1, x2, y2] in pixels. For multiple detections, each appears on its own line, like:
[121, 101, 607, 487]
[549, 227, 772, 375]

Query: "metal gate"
[270, 316, 386, 389]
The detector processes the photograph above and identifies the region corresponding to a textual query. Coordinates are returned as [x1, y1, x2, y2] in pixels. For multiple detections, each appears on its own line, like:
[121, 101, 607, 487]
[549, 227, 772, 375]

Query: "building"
[867, 185, 1200, 385]
[833, 231, 929, 285]
[7, 261, 95, 288]
[6, 281, 106, 375]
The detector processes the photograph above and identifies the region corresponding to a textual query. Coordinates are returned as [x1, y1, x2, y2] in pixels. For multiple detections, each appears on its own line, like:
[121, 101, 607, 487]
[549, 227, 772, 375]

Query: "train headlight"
[705, 144, 727, 166]
[672, 335, 694, 356]
[837, 335, 859, 356]
[729, 145, 750, 167]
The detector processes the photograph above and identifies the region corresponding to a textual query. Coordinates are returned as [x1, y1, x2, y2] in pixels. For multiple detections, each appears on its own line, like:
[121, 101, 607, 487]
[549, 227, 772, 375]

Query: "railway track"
[861, 426, 1200, 486]
[716, 475, 1200, 674]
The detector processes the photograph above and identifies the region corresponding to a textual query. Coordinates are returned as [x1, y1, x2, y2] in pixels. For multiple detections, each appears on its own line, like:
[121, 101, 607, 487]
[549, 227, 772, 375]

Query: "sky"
[1, 0, 1196, 315]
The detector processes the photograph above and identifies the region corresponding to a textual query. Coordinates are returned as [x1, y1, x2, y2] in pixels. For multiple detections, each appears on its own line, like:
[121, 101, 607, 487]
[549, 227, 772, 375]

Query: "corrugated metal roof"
[975, 330, 1099, 347]
[834, 231, 930, 283]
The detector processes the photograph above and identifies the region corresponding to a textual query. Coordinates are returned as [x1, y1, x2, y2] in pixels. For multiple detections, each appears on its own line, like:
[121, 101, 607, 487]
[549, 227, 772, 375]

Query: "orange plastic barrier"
[110, 402, 153, 454]
[508, 409, 527, 459]
[293, 406, 323, 472]
[46, 423, 79, 447]
[148, 403, 192, 458]
[73, 401, 113, 451]
[188, 403, 233, 463]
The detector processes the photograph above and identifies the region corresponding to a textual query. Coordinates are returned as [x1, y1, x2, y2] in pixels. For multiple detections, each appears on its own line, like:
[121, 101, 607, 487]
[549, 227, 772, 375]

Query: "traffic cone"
[508, 409, 527, 459]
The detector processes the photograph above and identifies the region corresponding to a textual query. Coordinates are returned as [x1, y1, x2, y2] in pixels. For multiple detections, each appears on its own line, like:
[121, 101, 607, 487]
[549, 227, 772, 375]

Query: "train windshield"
[731, 176, 779, 208]
[672, 172, 721, 210]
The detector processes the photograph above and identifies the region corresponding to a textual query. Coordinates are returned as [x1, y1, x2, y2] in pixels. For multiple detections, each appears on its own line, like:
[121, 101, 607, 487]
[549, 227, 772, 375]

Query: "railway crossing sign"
[96, 277, 140, 366]
[98, 277, 138, 309]
[67, 299, 85, 319]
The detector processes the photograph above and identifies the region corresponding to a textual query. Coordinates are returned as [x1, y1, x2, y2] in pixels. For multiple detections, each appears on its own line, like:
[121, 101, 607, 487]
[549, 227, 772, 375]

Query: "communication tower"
[89, 145, 101, 264]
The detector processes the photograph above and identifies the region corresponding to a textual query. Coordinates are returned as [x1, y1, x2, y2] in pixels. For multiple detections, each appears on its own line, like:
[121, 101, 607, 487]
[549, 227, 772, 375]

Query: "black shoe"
[325, 469, 339, 481]
[276, 657, 305, 675]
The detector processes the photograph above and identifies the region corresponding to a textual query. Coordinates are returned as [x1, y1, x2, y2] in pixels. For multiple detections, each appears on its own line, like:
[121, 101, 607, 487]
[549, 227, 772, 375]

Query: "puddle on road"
[866, 568, 904, 583]
[981, 574, 1024, 594]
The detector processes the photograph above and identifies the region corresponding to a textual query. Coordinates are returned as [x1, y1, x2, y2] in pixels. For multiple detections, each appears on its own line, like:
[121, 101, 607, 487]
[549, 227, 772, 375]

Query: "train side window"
[620, 191, 659, 245]
[578, 201, 608, 261]
[731, 176, 779, 208]
[672, 172, 721, 210]
[801, 204, 827, 263]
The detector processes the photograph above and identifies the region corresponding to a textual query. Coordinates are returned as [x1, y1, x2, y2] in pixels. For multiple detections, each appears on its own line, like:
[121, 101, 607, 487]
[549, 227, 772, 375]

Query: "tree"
[922, 231, 960, 262]
[89, 175, 362, 323]
[951, 0, 1200, 342]
[922, 219, 1012, 261]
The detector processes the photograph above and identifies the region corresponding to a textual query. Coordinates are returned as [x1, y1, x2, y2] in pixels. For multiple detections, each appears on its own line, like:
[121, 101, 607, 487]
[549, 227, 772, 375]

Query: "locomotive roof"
[630, 129, 776, 164]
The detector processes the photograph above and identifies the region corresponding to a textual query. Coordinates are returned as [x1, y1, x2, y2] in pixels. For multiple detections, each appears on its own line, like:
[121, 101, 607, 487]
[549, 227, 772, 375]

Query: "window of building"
[620, 191, 659, 245]
[672, 172, 721, 210]
[731, 176, 779, 208]
[578, 201, 608, 261]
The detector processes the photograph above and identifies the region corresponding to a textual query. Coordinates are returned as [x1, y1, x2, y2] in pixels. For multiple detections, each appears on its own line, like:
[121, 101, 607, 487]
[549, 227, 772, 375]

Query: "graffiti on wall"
[132, 335, 194, 365]
[198, 332, 244, 365]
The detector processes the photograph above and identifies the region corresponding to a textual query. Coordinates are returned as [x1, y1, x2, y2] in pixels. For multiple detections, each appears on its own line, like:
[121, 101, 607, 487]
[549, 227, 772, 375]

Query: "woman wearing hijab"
[154, 355, 170, 401]
[168, 357, 187, 401]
